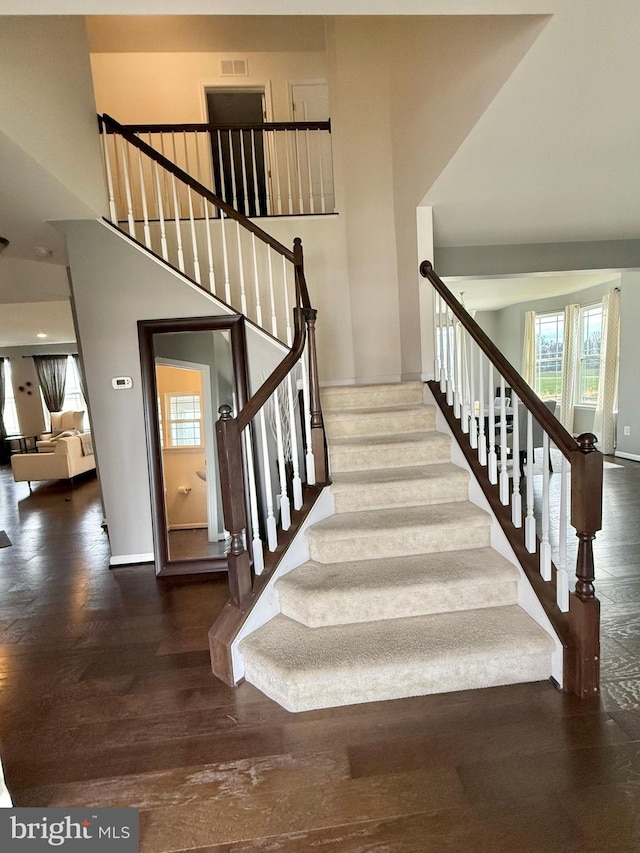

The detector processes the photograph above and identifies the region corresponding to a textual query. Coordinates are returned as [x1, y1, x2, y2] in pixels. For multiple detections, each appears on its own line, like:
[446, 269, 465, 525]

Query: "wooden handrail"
[420, 260, 578, 460]
[99, 113, 294, 262]
[110, 120, 332, 134]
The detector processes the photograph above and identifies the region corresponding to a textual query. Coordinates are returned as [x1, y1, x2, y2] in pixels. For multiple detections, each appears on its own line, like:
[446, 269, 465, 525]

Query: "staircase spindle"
[236, 221, 247, 315]
[540, 430, 552, 580]
[469, 338, 478, 450]
[186, 186, 201, 284]
[170, 173, 185, 273]
[267, 247, 278, 337]
[136, 148, 152, 249]
[251, 234, 263, 327]
[119, 137, 137, 238]
[101, 129, 118, 223]
[152, 161, 169, 261]
[220, 212, 231, 304]
[318, 131, 327, 214]
[228, 131, 239, 210]
[557, 454, 570, 612]
[525, 410, 536, 553]
[250, 130, 262, 216]
[487, 362, 497, 484]
[300, 339, 316, 486]
[304, 129, 314, 213]
[478, 349, 487, 465]
[272, 381, 291, 531]
[499, 375, 509, 505]
[258, 408, 278, 551]
[285, 131, 294, 214]
[446, 306, 454, 407]
[460, 328, 470, 435]
[511, 395, 522, 527]
[272, 131, 283, 215]
[239, 131, 250, 214]
[242, 425, 264, 575]
[203, 197, 216, 293]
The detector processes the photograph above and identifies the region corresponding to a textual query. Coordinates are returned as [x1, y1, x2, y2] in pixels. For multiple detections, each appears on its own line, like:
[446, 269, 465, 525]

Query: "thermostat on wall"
[112, 376, 133, 390]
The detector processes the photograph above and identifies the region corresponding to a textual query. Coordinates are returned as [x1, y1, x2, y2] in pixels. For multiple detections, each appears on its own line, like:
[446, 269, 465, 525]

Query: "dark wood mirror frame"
[138, 314, 249, 577]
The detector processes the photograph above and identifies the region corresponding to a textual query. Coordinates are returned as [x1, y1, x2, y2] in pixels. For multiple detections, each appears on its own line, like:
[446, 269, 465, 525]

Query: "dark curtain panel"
[72, 354, 87, 402]
[0, 358, 8, 464]
[34, 355, 67, 412]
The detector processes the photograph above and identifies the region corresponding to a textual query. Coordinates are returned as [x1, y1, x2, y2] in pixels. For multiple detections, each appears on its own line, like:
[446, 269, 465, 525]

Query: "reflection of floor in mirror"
[168, 527, 229, 561]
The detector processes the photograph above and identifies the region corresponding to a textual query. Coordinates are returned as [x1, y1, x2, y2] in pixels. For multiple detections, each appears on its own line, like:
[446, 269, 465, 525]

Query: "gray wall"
[616, 270, 640, 457]
[62, 219, 285, 564]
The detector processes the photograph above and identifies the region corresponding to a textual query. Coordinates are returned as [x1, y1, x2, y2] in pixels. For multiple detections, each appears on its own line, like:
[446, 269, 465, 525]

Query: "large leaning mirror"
[138, 315, 248, 576]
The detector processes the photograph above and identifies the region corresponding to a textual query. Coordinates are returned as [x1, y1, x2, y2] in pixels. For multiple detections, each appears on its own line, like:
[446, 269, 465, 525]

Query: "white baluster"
[285, 367, 302, 509]
[441, 300, 449, 393]
[186, 187, 201, 284]
[259, 407, 278, 551]
[220, 211, 231, 304]
[268, 248, 278, 337]
[170, 173, 185, 272]
[478, 349, 487, 466]
[446, 306, 454, 407]
[120, 137, 136, 238]
[487, 363, 497, 484]
[318, 130, 327, 214]
[283, 255, 293, 346]
[229, 131, 239, 209]
[499, 375, 509, 505]
[460, 329, 470, 435]
[284, 131, 294, 214]
[171, 133, 183, 218]
[272, 382, 291, 531]
[525, 410, 537, 553]
[243, 425, 264, 575]
[511, 395, 522, 527]
[136, 148, 152, 249]
[540, 430, 552, 580]
[557, 454, 570, 612]
[469, 339, 477, 450]
[272, 131, 283, 215]
[305, 129, 314, 213]
[251, 234, 263, 327]
[453, 320, 461, 420]
[236, 221, 247, 315]
[433, 290, 440, 384]
[300, 340, 315, 486]
[152, 161, 168, 261]
[438, 295, 446, 393]
[100, 127, 118, 222]
[250, 130, 262, 216]
[203, 197, 216, 293]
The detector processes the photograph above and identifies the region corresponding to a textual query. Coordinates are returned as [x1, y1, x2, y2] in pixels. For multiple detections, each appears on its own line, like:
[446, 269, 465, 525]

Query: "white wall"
[616, 271, 640, 458]
[61, 219, 285, 564]
[0, 17, 105, 217]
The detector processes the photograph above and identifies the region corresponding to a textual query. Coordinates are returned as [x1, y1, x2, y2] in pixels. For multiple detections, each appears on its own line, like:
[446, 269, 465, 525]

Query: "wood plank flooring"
[1, 458, 640, 852]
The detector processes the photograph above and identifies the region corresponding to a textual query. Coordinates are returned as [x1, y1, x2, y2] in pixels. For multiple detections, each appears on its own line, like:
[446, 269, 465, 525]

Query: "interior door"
[207, 89, 267, 217]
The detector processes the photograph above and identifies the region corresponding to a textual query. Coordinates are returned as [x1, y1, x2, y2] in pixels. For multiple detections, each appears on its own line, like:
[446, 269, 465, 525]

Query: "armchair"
[37, 410, 85, 451]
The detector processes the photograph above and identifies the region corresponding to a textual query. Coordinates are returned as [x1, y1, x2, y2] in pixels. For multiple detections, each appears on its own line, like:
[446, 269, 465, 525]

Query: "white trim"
[110, 553, 154, 566]
[615, 450, 640, 462]
[168, 523, 208, 530]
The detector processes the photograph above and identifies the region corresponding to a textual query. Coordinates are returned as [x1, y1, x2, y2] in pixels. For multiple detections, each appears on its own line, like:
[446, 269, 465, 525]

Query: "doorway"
[206, 88, 268, 217]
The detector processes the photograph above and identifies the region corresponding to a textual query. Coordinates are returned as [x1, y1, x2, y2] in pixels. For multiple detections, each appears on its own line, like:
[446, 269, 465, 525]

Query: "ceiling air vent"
[221, 59, 248, 77]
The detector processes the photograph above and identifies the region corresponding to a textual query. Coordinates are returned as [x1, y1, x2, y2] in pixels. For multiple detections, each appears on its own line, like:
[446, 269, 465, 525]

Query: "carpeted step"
[324, 404, 436, 439]
[330, 462, 469, 512]
[276, 548, 520, 627]
[240, 606, 555, 712]
[306, 501, 491, 563]
[328, 430, 451, 473]
[321, 381, 424, 412]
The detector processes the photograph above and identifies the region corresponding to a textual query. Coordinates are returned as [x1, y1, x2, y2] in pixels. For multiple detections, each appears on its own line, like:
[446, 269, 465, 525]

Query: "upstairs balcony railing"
[102, 118, 335, 221]
[421, 260, 603, 699]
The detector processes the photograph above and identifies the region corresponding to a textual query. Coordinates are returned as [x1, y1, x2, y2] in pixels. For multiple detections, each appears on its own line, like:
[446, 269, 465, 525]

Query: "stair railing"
[421, 260, 602, 699]
[103, 118, 334, 219]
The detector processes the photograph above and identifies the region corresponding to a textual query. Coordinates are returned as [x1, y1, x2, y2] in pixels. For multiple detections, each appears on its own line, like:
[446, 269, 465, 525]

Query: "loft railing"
[104, 118, 335, 219]
[99, 113, 328, 683]
[420, 260, 602, 699]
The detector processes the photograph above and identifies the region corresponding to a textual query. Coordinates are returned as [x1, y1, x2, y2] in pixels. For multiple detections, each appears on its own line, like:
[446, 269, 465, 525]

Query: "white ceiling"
[0, 301, 76, 348]
[444, 270, 621, 312]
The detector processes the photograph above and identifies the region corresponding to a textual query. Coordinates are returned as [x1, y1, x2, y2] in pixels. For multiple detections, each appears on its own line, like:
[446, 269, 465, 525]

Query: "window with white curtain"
[2, 360, 20, 435]
[41, 356, 88, 431]
[577, 304, 603, 405]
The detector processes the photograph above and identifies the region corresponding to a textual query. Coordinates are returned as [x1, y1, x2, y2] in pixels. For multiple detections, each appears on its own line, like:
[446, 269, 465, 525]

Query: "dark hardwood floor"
[1, 457, 640, 852]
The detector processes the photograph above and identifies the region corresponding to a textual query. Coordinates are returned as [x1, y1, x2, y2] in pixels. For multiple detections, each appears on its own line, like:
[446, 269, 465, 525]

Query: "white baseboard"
[109, 553, 154, 567]
[615, 451, 640, 462]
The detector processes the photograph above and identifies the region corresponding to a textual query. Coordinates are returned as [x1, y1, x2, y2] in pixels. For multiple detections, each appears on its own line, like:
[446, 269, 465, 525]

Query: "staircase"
[240, 381, 555, 712]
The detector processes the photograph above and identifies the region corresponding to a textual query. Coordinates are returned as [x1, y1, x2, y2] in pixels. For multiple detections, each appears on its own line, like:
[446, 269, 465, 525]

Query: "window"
[41, 356, 88, 431]
[534, 312, 564, 401]
[2, 360, 20, 435]
[577, 304, 602, 405]
[167, 393, 202, 447]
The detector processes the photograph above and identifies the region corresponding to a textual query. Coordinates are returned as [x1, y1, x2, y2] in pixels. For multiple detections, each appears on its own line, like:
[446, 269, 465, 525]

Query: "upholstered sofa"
[11, 434, 96, 488]
[37, 410, 86, 451]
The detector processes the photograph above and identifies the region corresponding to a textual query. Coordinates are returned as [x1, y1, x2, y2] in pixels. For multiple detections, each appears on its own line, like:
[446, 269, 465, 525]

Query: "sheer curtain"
[593, 289, 620, 454]
[34, 355, 67, 413]
[522, 311, 536, 387]
[558, 304, 580, 432]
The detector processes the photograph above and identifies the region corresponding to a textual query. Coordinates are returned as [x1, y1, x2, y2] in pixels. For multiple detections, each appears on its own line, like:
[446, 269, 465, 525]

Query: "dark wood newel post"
[569, 432, 602, 697]
[216, 404, 252, 607]
[305, 308, 328, 485]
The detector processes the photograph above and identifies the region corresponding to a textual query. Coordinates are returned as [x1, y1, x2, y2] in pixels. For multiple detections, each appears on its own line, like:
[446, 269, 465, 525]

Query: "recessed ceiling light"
[36, 332, 48, 339]
[34, 246, 53, 258]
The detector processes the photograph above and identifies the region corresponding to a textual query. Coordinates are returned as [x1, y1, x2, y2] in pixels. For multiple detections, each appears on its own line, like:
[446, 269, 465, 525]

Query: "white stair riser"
[331, 476, 469, 513]
[321, 386, 424, 412]
[325, 410, 436, 439]
[308, 523, 491, 563]
[278, 581, 519, 627]
[245, 651, 551, 714]
[329, 439, 450, 473]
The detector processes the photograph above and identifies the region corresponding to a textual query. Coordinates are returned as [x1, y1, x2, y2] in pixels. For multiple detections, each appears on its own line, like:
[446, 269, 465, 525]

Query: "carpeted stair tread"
[328, 430, 451, 472]
[306, 501, 492, 562]
[330, 462, 469, 511]
[276, 548, 520, 627]
[241, 606, 555, 712]
[324, 404, 436, 438]
[321, 381, 424, 412]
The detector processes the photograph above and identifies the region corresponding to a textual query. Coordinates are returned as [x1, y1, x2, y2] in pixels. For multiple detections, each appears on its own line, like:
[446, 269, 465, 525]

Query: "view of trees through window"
[534, 305, 602, 404]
